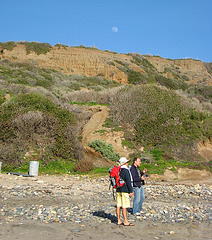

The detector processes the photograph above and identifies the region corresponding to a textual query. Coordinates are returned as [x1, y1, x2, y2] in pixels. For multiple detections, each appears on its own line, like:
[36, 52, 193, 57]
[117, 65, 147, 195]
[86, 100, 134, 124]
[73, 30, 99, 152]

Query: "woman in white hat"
[116, 157, 134, 226]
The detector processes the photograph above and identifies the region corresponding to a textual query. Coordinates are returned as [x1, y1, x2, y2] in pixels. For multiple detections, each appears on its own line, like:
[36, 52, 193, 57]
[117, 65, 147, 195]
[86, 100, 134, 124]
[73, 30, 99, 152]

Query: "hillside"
[0, 42, 211, 86]
[0, 41, 211, 175]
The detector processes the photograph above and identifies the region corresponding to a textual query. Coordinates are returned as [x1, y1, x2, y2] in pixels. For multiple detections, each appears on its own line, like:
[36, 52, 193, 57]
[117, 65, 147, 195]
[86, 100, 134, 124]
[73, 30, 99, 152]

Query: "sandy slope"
[81, 105, 133, 158]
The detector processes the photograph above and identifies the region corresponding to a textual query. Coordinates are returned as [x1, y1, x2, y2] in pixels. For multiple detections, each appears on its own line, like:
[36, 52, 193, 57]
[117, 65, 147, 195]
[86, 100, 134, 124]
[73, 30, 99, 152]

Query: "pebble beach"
[0, 173, 212, 240]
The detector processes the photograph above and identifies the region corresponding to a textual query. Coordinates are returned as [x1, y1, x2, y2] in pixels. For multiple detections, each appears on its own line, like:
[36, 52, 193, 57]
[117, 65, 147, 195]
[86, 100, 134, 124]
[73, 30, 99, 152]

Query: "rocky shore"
[0, 172, 212, 240]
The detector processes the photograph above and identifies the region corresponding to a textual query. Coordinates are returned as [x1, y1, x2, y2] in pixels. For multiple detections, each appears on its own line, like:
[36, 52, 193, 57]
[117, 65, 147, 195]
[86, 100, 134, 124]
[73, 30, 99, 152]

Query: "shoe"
[140, 211, 145, 214]
[117, 222, 123, 226]
[134, 212, 140, 216]
[124, 223, 134, 226]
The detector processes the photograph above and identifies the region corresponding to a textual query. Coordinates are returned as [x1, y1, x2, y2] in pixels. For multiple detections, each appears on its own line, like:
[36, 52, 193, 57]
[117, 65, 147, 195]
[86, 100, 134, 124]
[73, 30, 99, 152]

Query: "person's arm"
[141, 168, 147, 180]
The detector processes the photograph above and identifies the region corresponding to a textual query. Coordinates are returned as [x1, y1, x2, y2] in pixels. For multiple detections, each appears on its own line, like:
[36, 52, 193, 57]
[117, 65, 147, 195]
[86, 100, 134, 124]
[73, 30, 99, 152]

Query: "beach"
[0, 172, 211, 240]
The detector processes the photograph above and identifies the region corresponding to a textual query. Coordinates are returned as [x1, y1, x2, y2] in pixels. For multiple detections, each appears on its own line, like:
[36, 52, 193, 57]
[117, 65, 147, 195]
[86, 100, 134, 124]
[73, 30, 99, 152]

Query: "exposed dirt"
[150, 168, 212, 185]
[81, 105, 134, 159]
[198, 139, 212, 161]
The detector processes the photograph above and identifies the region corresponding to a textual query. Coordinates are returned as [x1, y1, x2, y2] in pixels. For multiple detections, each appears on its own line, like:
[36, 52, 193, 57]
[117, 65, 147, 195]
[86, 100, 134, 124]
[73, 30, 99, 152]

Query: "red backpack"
[109, 166, 125, 198]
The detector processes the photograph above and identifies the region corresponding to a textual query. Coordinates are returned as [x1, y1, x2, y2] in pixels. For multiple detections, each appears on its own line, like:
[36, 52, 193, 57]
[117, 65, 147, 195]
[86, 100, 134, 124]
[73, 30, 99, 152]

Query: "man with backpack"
[130, 157, 147, 216]
[116, 157, 134, 226]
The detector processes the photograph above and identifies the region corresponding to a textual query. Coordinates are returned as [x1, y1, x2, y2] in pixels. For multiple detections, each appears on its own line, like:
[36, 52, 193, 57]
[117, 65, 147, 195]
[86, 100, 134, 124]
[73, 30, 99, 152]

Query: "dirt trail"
[81, 105, 133, 158]
[82, 105, 109, 146]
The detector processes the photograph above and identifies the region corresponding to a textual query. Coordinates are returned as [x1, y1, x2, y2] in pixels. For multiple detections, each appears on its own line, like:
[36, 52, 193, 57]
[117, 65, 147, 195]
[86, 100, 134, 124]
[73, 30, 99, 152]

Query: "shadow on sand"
[92, 207, 133, 224]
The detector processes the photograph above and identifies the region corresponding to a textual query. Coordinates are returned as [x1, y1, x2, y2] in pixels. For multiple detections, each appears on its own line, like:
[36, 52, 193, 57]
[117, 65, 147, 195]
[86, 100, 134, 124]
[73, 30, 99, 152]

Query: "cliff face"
[0, 45, 144, 84]
[146, 56, 212, 85]
[0, 44, 211, 85]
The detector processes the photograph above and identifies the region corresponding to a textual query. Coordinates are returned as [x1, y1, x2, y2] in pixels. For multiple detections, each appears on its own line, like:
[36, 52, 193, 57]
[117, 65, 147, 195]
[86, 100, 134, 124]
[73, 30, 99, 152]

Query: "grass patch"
[2, 159, 75, 175]
[102, 118, 122, 131]
[88, 166, 110, 175]
[93, 129, 107, 135]
[122, 139, 135, 149]
[132, 148, 206, 174]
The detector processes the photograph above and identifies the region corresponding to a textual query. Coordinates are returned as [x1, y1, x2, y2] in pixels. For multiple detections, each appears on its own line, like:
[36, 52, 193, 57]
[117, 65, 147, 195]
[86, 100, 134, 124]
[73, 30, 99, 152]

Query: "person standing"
[130, 157, 147, 216]
[116, 157, 134, 226]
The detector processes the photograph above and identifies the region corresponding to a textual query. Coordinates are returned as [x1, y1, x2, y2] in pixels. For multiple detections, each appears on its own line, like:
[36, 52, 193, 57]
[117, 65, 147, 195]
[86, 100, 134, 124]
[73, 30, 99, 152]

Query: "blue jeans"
[133, 186, 145, 214]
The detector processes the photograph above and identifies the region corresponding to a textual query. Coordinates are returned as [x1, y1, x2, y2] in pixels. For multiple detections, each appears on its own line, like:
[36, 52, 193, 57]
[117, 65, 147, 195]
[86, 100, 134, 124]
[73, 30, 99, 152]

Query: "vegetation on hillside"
[109, 85, 211, 163]
[0, 91, 81, 169]
[0, 60, 121, 93]
[0, 42, 211, 174]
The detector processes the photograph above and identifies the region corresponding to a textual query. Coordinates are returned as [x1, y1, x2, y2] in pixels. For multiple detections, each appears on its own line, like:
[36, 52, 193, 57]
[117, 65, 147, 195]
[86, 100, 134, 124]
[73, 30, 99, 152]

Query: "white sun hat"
[119, 157, 130, 166]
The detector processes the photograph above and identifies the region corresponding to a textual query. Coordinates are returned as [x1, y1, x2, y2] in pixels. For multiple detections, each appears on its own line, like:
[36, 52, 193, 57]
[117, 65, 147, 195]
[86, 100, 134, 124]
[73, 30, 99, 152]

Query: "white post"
[29, 161, 39, 176]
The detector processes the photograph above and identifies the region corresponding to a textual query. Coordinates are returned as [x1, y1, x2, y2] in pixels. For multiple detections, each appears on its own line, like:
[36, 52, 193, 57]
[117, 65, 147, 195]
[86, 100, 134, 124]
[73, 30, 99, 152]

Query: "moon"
[112, 27, 118, 33]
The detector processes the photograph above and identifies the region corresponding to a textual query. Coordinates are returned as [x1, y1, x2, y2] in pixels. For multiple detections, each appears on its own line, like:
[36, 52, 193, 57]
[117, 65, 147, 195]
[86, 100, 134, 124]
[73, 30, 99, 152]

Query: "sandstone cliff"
[0, 43, 211, 85]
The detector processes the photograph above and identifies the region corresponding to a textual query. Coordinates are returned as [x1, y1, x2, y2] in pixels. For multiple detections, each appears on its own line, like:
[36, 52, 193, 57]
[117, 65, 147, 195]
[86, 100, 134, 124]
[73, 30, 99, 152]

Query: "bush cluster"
[109, 85, 211, 148]
[0, 41, 17, 51]
[88, 139, 120, 162]
[0, 61, 54, 89]
[54, 44, 69, 49]
[129, 53, 156, 73]
[0, 92, 82, 166]
[64, 87, 122, 105]
[155, 75, 188, 91]
[127, 70, 147, 85]
[20, 42, 52, 55]
[67, 75, 120, 91]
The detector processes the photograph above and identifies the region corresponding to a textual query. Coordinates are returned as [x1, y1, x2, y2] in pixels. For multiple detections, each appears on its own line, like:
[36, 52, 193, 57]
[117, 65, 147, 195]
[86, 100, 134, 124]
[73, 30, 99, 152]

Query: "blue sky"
[1, 0, 211, 62]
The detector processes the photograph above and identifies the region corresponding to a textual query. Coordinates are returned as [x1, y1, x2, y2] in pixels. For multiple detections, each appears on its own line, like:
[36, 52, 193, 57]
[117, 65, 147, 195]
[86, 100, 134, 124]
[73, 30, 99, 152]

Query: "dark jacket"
[130, 164, 145, 188]
[116, 168, 133, 193]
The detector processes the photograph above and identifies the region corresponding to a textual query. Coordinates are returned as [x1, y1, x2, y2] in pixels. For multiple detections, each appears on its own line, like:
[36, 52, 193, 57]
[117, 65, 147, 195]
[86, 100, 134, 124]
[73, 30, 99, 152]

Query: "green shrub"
[127, 70, 146, 84]
[193, 85, 212, 100]
[20, 42, 52, 55]
[129, 53, 156, 72]
[0, 92, 80, 166]
[122, 139, 134, 149]
[0, 41, 17, 51]
[182, 75, 190, 81]
[54, 43, 69, 49]
[88, 139, 120, 162]
[114, 60, 126, 66]
[0, 60, 54, 89]
[0, 92, 76, 124]
[110, 85, 211, 148]
[0, 90, 6, 105]
[79, 76, 120, 89]
[155, 75, 188, 90]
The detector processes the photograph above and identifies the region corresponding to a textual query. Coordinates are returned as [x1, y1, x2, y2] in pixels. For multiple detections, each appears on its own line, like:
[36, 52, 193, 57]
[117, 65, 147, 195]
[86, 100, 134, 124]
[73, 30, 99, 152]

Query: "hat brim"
[120, 159, 130, 166]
